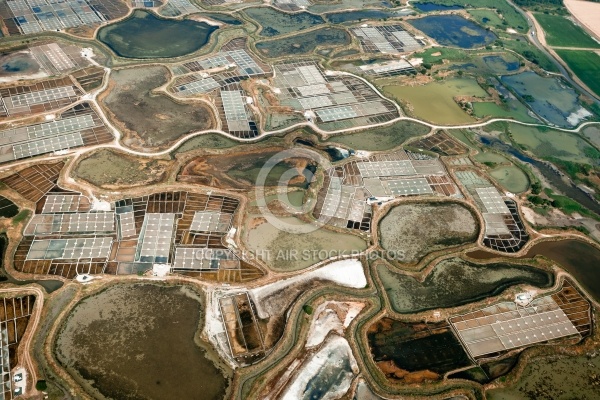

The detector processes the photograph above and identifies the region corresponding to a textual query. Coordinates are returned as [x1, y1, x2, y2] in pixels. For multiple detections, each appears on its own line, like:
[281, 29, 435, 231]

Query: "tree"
[36, 380, 47, 391]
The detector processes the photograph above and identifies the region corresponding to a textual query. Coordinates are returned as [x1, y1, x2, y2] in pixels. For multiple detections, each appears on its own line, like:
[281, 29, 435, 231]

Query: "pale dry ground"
[564, 0, 600, 41]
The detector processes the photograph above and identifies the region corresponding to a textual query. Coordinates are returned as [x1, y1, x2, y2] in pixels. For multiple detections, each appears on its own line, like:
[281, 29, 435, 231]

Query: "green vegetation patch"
[255, 27, 350, 58]
[534, 13, 600, 48]
[377, 257, 553, 313]
[416, 47, 470, 64]
[501, 37, 559, 72]
[244, 7, 324, 37]
[379, 203, 478, 263]
[173, 134, 241, 154]
[468, 9, 505, 29]
[73, 149, 170, 188]
[556, 50, 600, 98]
[12, 209, 30, 225]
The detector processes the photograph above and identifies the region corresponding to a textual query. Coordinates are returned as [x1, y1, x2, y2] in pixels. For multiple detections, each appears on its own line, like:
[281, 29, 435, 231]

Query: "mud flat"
[377, 258, 553, 313]
[378, 202, 478, 264]
[243, 215, 368, 271]
[178, 147, 314, 190]
[102, 66, 213, 149]
[487, 354, 600, 400]
[73, 149, 170, 188]
[55, 283, 230, 400]
[0, 50, 47, 82]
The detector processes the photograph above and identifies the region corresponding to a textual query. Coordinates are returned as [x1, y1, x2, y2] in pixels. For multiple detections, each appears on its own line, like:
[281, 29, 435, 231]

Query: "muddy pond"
[55, 283, 230, 400]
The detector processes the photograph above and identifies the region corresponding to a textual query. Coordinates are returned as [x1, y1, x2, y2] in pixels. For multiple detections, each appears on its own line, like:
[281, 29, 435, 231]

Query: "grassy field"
[556, 49, 600, 97]
[534, 13, 600, 48]
[468, 9, 505, 30]
[416, 47, 470, 64]
[501, 36, 559, 72]
[327, 120, 430, 151]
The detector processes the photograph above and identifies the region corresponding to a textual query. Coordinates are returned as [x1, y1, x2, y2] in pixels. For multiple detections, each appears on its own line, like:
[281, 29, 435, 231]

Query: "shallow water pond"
[325, 9, 408, 23]
[98, 10, 217, 58]
[483, 54, 520, 74]
[489, 165, 530, 193]
[256, 28, 350, 58]
[467, 239, 600, 301]
[244, 7, 323, 37]
[409, 15, 496, 49]
[501, 72, 587, 127]
[0, 51, 42, 77]
[384, 78, 486, 125]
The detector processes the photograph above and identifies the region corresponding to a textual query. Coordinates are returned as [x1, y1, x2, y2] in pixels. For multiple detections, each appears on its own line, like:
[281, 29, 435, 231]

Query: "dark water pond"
[98, 10, 217, 59]
[203, 12, 242, 25]
[0, 196, 19, 218]
[467, 239, 600, 301]
[368, 319, 472, 376]
[244, 7, 323, 37]
[409, 15, 496, 49]
[325, 9, 411, 23]
[413, 2, 463, 12]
